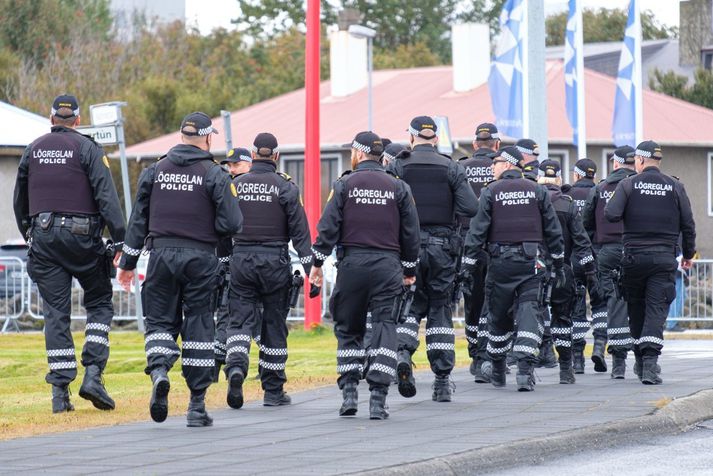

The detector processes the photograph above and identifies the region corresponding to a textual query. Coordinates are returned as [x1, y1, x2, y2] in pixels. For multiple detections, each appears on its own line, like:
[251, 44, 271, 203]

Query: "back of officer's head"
[407, 116, 439, 147]
[573, 158, 597, 181]
[473, 123, 500, 151]
[537, 159, 562, 186]
[490, 146, 523, 179]
[50, 94, 81, 128]
[252, 132, 280, 161]
[515, 138, 539, 163]
[350, 131, 384, 167]
[611, 145, 636, 170]
[634, 140, 663, 172]
[180, 112, 218, 151]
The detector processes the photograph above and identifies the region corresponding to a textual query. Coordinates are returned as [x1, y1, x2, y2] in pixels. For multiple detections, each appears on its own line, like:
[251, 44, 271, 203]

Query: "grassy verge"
[0, 327, 470, 440]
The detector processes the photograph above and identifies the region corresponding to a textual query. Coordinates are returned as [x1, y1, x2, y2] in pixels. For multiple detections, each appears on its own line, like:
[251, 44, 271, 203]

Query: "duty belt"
[33, 214, 101, 228]
[342, 246, 399, 258]
[233, 244, 287, 255]
[148, 237, 215, 253]
[489, 243, 527, 255]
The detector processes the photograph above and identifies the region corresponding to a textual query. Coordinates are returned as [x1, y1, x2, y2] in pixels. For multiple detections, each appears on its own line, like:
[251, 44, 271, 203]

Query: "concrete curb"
[354, 388, 713, 475]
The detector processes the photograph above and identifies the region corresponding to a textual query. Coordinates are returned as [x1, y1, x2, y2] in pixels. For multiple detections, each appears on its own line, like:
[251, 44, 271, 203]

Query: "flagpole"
[575, 0, 586, 159]
[521, 3, 530, 138]
[632, 0, 643, 145]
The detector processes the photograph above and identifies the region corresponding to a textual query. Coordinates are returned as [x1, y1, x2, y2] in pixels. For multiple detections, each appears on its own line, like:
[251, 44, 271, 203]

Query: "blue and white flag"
[488, 0, 525, 139]
[612, 0, 642, 147]
[564, 0, 586, 152]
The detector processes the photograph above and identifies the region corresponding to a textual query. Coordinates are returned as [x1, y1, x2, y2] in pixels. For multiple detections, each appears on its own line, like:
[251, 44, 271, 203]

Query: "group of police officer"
[14, 94, 696, 426]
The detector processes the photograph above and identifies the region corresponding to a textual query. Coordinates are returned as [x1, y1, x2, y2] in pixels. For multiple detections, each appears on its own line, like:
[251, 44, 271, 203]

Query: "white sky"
[185, 0, 683, 35]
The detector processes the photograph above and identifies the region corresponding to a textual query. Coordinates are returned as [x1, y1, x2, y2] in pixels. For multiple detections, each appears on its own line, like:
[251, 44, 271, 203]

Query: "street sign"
[77, 125, 118, 146]
[90, 102, 122, 125]
[434, 115, 454, 155]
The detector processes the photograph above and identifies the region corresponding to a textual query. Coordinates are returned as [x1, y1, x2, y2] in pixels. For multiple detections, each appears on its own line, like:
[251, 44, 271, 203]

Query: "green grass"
[0, 327, 470, 440]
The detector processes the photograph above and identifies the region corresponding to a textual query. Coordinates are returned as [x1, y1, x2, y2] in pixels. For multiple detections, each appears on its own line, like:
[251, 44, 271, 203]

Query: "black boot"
[186, 390, 213, 427]
[396, 350, 416, 398]
[51, 385, 74, 413]
[369, 387, 389, 420]
[469, 359, 477, 376]
[634, 356, 659, 381]
[149, 368, 170, 423]
[573, 345, 585, 374]
[591, 338, 608, 372]
[432, 375, 454, 402]
[213, 360, 224, 383]
[339, 381, 359, 416]
[486, 359, 507, 388]
[79, 365, 115, 411]
[537, 337, 558, 369]
[558, 349, 575, 384]
[226, 368, 245, 409]
[473, 358, 491, 384]
[516, 360, 536, 392]
[641, 356, 663, 385]
[611, 355, 626, 379]
[264, 390, 291, 406]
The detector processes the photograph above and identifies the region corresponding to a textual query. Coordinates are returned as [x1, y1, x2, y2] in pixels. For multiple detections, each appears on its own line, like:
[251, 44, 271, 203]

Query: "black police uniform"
[224, 159, 312, 406]
[465, 166, 564, 391]
[564, 175, 608, 371]
[388, 144, 478, 399]
[457, 147, 494, 373]
[542, 181, 595, 384]
[14, 124, 125, 411]
[119, 143, 242, 418]
[582, 157, 637, 378]
[312, 159, 420, 418]
[604, 155, 695, 384]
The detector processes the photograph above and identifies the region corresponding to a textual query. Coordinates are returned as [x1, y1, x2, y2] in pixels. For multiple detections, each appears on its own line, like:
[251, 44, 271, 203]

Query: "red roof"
[125, 61, 713, 158]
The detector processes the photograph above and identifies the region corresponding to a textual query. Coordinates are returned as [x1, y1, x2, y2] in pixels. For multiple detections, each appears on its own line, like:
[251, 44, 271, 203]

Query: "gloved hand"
[586, 272, 602, 302]
[309, 283, 321, 299]
[553, 258, 566, 289]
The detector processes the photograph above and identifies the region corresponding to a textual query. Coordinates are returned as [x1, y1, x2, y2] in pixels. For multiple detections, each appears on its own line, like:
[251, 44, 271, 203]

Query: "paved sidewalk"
[1, 340, 712, 475]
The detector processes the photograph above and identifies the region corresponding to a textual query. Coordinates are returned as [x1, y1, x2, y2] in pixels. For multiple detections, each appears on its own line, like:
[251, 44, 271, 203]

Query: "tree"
[650, 68, 713, 111]
[545, 8, 678, 47]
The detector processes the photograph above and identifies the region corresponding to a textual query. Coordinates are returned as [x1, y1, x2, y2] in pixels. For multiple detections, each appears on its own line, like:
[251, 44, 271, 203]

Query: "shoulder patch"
[230, 182, 238, 197]
[278, 172, 292, 181]
[385, 169, 399, 179]
[102, 155, 110, 168]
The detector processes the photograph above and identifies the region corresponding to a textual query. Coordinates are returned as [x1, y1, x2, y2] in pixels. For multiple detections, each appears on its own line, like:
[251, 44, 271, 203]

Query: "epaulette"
[339, 170, 352, 179]
[484, 179, 497, 187]
[157, 154, 168, 162]
[672, 175, 680, 181]
[385, 169, 399, 179]
[278, 172, 293, 181]
[560, 194, 573, 202]
[439, 153, 452, 160]
[80, 133, 99, 146]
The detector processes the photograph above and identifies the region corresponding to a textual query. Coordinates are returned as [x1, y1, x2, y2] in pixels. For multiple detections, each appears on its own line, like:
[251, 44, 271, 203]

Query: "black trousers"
[330, 250, 402, 391]
[463, 258, 488, 360]
[572, 260, 608, 347]
[142, 246, 221, 393]
[225, 247, 291, 393]
[596, 244, 632, 357]
[27, 221, 114, 387]
[550, 265, 576, 360]
[397, 230, 458, 377]
[621, 249, 677, 357]
[214, 293, 262, 364]
[485, 248, 544, 364]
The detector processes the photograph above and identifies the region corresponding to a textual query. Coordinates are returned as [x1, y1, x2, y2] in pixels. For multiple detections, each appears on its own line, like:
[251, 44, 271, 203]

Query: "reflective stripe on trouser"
[622, 251, 677, 357]
[226, 249, 291, 393]
[550, 264, 576, 359]
[596, 244, 632, 356]
[572, 260, 609, 344]
[331, 251, 402, 390]
[141, 247, 220, 392]
[213, 302, 229, 362]
[27, 225, 114, 386]
[485, 251, 545, 363]
[463, 258, 488, 359]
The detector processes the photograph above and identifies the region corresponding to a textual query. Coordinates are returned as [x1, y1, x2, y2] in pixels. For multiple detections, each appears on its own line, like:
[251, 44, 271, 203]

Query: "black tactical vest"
[623, 170, 680, 246]
[341, 170, 400, 252]
[27, 132, 98, 216]
[149, 159, 217, 244]
[400, 147, 454, 226]
[460, 153, 494, 199]
[565, 180, 593, 212]
[233, 172, 288, 243]
[549, 189, 573, 261]
[594, 180, 622, 244]
[487, 178, 543, 244]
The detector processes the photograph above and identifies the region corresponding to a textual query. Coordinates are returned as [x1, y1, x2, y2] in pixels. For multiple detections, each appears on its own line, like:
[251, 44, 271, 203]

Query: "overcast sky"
[185, 0, 682, 35]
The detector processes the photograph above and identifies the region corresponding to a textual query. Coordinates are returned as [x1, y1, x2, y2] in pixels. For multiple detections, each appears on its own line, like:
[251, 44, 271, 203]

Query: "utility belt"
[420, 230, 462, 256]
[341, 246, 399, 259]
[146, 236, 215, 253]
[623, 244, 677, 256]
[33, 212, 102, 236]
[488, 242, 541, 259]
[233, 244, 288, 256]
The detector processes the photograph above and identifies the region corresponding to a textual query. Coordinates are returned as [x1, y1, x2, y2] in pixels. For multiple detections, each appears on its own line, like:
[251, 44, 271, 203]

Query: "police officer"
[604, 141, 696, 385]
[382, 142, 406, 166]
[515, 138, 540, 180]
[464, 146, 564, 392]
[537, 160, 596, 384]
[224, 133, 313, 409]
[458, 123, 498, 382]
[582, 146, 637, 379]
[564, 158, 607, 373]
[13, 94, 125, 414]
[214, 147, 253, 379]
[388, 116, 478, 402]
[310, 131, 420, 419]
[117, 112, 242, 427]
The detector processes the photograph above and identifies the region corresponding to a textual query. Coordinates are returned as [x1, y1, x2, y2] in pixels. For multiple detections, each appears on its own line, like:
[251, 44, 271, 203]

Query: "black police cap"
[350, 131, 384, 157]
[538, 159, 561, 178]
[221, 147, 252, 164]
[635, 140, 663, 160]
[383, 143, 406, 161]
[573, 158, 597, 178]
[474, 122, 499, 141]
[612, 145, 635, 164]
[491, 146, 523, 166]
[407, 116, 438, 138]
[515, 138, 540, 156]
[52, 94, 80, 119]
[253, 132, 279, 157]
[181, 112, 218, 136]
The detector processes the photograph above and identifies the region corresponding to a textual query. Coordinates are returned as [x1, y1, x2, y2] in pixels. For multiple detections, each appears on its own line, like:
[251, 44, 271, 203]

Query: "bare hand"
[309, 267, 323, 288]
[117, 268, 135, 292]
[403, 275, 416, 286]
[681, 258, 693, 271]
[113, 251, 123, 268]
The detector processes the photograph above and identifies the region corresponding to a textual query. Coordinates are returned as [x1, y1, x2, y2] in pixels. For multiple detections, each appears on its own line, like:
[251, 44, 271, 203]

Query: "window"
[547, 148, 571, 184]
[708, 152, 713, 217]
[601, 148, 615, 179]
[279, 153, 343, 207]
[703, 51, 713, 71]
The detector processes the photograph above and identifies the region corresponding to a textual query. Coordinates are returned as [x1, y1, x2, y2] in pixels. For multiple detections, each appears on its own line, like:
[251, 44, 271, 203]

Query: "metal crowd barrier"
[2, 259, 713, 331]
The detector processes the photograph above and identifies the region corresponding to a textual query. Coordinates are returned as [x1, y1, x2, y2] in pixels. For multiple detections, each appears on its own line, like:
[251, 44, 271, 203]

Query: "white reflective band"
[463, 256, 477, 266]
[573, 322, 591, 328]
[351, 140, 371, 154]
[146, 346, 180, 356]
[182, 341, 214, 350]
[554, 340, 572, 347]
[551, 252, 565, 259]
[408, 125, 421, 137]
[592, 312, 607, 319]
[365, 322, 372, 329]
[426, 342, 455, 351]
[397, 328, 419, 339]
[512, 345, 539, 355]
[425, 327, 455, 336]
[337, 363, 363, 374]
[145, 333, 173, 343]
[487, 342, 512, 354]
[86, 323, 111, 333]
[612, 153, 627, 163]
[255, 335, 261, 343]
[404, 317, 418, 325]
[49, 361, 77, 370]
[517, 331, 542, 344]
[311, 247, 329, 261]
[608, 338, 633, 346]
[572, 333, 588, 339]
[607, 327, 630, 335]
[337, 348, 365, 358]
[368, 347, 398, 360]
[637, 336, 665, 346]
[500, 150, 519, 165]
[465, 325, 478, 332]
[401, 260, 418, 268]
[47, 348, 75, 357]
[593, 322, 608, 329]
[550, 327, 570, 335]
[300, 255, 313, 264]
[574, 166, 587, 177]
[538, 323, 544, 334]
[85, 335, 109, 347]
[227, 334, 251, 344]
[214, 341, 226, 350]
[261, 346, 288, 356]
[370, 363, 396, 375]
[635, 148, 652, 158]
[466, 336, 478, 344]
[123, 244, 142, 256]
[219, 256, 231, 263]
[478, 318, 488, 325]
[580, 255, 594, 265]
[516, 145, 536, 155]
[226, 346, 249, 356]
[489, 332, 513, 342]
[259, 360, 286, 370]
[182, 358, 215, 367]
